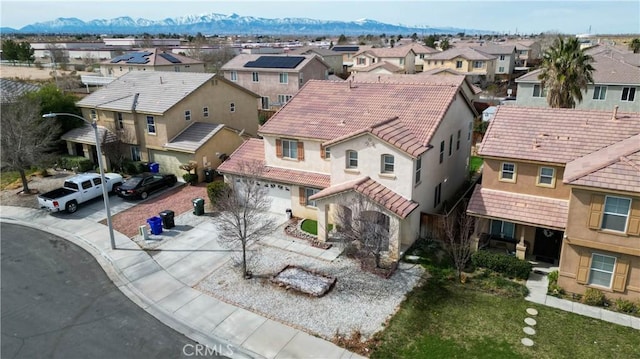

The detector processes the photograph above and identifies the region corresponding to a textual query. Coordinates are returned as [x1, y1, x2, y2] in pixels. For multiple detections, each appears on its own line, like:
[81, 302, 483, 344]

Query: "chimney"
[612, 105, 619, 120]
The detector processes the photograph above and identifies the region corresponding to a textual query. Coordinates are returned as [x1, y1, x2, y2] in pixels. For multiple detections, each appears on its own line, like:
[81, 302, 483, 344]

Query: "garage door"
[149, 150, 193, 181]
[263, 182, 292, 215]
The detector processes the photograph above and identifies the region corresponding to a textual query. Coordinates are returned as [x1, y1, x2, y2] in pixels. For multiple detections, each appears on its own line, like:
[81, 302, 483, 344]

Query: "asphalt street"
[1, 223, 226, 359]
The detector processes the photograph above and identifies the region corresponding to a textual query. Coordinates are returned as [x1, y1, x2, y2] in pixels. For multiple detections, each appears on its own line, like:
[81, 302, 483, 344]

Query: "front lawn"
[300, 219, 333, 235]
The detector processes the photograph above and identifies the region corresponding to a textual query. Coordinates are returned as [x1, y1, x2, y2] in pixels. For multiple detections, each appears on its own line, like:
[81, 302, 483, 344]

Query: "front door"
[533, 228, 563, 264]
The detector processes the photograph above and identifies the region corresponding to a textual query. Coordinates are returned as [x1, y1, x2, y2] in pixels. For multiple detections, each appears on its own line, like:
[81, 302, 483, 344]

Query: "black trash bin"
[159, 210, 175, 229]
[193, 198, 205, 216]
[204, 168, 214, 183]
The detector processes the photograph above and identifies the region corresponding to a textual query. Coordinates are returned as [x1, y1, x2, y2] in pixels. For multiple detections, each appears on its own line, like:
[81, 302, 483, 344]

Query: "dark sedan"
[115, 173, 177, 199]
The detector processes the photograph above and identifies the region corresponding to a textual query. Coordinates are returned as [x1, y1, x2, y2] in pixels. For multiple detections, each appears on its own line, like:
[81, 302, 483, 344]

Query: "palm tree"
[538, 37, 594, 108]
[629, 38, 640, 53]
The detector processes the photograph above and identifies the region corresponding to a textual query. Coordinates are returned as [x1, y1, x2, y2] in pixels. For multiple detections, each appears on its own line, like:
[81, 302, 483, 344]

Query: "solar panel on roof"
[109, 51, 152, 64]
[243, 56, 305, 69]
[332, 46, 359, 52]
[159, 52, 182, 64]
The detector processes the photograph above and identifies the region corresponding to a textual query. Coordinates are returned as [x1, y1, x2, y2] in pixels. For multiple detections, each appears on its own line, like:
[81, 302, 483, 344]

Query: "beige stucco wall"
[481, 159, 570, 199]
[262, 136, 332, 174]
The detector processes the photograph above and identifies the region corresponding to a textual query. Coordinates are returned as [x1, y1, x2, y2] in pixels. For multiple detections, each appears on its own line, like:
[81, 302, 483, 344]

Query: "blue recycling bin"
[149, 162, 160, 173]
[146, 216, 163, 235]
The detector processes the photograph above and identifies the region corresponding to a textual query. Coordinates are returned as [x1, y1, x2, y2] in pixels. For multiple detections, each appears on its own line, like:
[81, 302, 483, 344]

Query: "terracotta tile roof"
[164, 122, 224, 153]
[426, 47, 496, 61]
[221, 53, 328, 72]
[350, 72, 463, 86]
[61, 123, 117, 144]
[467, 186, 569, 229]
[354, 61, 403, 73]
[564, 134, 640, 193]
[309, 176, 419, 218]
[356, 46, 414, 58]
[470, 44, 516, 55]
[478, 106, 640, 164]
[258, 80, 461, 149]
[217, 139, 330, 188]
[323, 117, 430, 157]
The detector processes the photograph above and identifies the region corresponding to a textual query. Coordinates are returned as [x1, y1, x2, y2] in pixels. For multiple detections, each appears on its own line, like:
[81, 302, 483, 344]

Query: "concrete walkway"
[525, 265, 640, 330]
[0, 206, 365, 359]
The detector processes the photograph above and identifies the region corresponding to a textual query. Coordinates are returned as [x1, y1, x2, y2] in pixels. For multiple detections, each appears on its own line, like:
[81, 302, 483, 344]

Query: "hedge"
[57, 155, 94, 173]
[471, 250, 532, 280]
[207, 181, 229, 208]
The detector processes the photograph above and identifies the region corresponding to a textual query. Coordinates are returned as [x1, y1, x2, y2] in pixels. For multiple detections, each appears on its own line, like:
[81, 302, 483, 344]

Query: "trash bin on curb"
[149, 162, 160, 173]
[286, 208, 292, 219]
[192, 198, 205, 216]
[159, 210, 175, 229]
[203, 168, 214, 183]
[146, 216, 163, 235]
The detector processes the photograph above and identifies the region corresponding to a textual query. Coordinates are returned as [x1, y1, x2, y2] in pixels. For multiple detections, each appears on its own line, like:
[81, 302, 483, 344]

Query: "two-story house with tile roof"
[467, 106, 640, 299]
[99, 48, 205, 78]
[514, 54, 640, 112]
[289, 47, 344, 75]
[330, 45, 372, 72]
[74, 71, 259, 181]
[394, 43, 439, 72]
[220, 54, 330, 110]
[423, 47, 496, 84]
[470, 44, 517, 77]
[218, 79, 477, 261]
[351, 47, 416, 74]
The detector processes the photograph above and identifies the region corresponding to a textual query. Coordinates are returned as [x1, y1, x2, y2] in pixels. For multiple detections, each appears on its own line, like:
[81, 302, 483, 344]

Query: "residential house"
[514, 53, 640, 112]
[467, 106, 640, 299]
[73, 71, 260, 181]
[99, 48, 205, 78]
[331, 45, 371, 72]
[218, 79, 477, 261]
[423, 47, 496, 84]
[470, 44, 517, 77]
[220, 54, 330, 110]
[0, 78, 40, 103]
[503, 39, 542, 68]
[351, 46, 416, 74]
[584, 44, 640, 67]
[289, 46, 344, 75]
[398, 43, 439, 72]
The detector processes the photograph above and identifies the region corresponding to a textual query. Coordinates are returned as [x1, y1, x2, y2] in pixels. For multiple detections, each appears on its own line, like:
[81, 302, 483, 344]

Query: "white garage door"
[263, 182, 292, 215]
[149, 150, 193, 181]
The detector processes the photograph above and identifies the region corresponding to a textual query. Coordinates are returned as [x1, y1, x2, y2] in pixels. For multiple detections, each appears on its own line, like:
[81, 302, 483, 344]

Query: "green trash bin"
[192, 198, 205, 216]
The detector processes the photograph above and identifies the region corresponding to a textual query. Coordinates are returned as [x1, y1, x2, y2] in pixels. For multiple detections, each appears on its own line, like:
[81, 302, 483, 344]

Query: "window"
[305, 187, 320, 207]
[230, 103, 235, 112]
[279, 72, 288, 84]
[203, 107, 209, 117]
[415, 156, 422, 184]
[537, 167, 555, 187]
[433, 183, 442, 207]
[621, 87, 636, 102]
[419, 54, 425, 59]
[490, 220, 516, 239]
[277, 94, 292, 104]
[92, 177, 102, 186]
[533, 84, 547, 97]
[230, 71, 237, 82]
[81, 180, 92, 190]
[448, 134, 453, 156]
[184, 110, 191, 121]
[593, 86, 607, 100]
[399, 58, 405, 65]
[174, 66, 180, 72]
[146, 115, 156, 134]
[346, 150, 358, 168]
[456, 130, 461, 150]
[456, 60, 463, 68]
[439, 140, 445, 163]
[116, 112, 124, 129]
[90, 109, 97, 120]
[500, 162, 516, 181]
[473, 61, 483, 68]
[602, 196, 631, 232]
[381, 154, 394, 173]
[252, 71, 259, 82]
[282, 139, 298, 159]
[323, 146, 331, 159]
[261, 97, 269, 110]
[131, 146, 141, 161]
[299, 73, 304, 86]
[427, 60, 431, 65]
[498, 66, 505, 72]
[357, 57, 366, 65]
[589, 253, 616, 288]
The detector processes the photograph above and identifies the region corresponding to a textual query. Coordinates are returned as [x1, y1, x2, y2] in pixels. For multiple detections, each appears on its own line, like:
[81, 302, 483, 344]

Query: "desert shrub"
[182, 173, 198, 185]
[57, 155, 94, 172]
[582, 288, 606, 306]
[207, 181, 229, 207]
[614, 298, 638, 314]
[471, 250, 532, 280]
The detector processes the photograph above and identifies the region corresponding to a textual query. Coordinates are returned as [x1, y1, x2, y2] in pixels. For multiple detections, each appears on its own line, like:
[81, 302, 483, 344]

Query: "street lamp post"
[43, 113, 116, 249]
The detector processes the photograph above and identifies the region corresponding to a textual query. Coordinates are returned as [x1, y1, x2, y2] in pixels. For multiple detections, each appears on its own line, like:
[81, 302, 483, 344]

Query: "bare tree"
[1, 94, 61, 194]
[212, 160, 277, 279]
[101, 124, 133, 172]
[440, 202, 476, 280]
[201, 46, 237, 73]
[46, 43, 68, 70]
[334, 194, 395, 269]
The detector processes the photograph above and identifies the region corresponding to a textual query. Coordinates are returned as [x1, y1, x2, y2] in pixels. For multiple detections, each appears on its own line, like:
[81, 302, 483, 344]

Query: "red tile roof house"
[466, 106, 640, 299]
[217, 78, 477, 261]
[351, 46, 417, 74]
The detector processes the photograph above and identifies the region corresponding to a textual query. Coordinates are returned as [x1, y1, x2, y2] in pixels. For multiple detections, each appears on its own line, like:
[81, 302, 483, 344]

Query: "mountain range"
[1, 13, 490, 36]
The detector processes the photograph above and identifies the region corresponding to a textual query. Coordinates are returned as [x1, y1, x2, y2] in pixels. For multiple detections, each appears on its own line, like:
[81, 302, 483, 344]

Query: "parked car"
[38, 172, 124, 213]
[115, 172, 177, 199]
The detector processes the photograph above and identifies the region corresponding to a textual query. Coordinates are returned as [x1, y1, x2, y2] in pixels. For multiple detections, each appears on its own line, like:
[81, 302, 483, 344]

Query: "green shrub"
[548, 270, 559, 284]
[207, 181, 228, 207]
[548, 283, 565, 297]
[183, 173, 198, 185]
[614, 298, 638, 314]
[121, 160, 148, 175]
[57, 155, 94, 172]
[471, 250, 532, 280]
[582, 288, 606, 306]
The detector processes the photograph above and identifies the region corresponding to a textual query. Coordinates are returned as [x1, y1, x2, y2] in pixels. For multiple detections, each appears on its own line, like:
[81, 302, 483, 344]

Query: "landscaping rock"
[523, 326, 536, 335]
[526, 308, 539, 316]
[521, 338, 534, 347]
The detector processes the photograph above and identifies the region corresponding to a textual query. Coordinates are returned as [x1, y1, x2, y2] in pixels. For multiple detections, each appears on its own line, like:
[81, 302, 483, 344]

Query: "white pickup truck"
[37, 173, 123, 213]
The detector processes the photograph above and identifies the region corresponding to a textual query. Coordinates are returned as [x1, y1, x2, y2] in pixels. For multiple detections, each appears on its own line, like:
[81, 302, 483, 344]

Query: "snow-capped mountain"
[5, 13, 489, 35]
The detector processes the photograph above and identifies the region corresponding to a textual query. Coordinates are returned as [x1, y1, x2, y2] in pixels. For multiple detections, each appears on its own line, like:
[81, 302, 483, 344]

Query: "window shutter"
[588, 194, 605, 229]
[276, 139, 282, 158]
[297, 141, 304, 161]
[320, 145, 325, 159]
[299, 187, 306, 205]
[612, 259, 629, 292]
[627, 199, 640, 236]
[576, 253, 591, 284]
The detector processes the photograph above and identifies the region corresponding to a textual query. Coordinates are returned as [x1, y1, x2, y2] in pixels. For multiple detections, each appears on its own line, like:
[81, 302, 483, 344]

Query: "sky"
[1, 0, 638, 35]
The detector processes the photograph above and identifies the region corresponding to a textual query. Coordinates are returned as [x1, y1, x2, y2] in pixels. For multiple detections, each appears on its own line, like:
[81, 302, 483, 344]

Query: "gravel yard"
[196, 244, 425, 340]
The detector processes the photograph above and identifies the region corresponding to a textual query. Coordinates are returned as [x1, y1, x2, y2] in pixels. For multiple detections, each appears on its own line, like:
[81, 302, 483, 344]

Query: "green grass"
[0, 168, 41, 190]
[300, 219, 333, 235]
[470, 156, 483, 173]
[370, 277, 640, 359]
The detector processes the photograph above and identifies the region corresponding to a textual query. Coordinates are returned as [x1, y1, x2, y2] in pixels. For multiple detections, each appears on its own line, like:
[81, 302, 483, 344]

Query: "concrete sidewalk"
[0, 206, 365, 359]
[525, 266, 640, 330]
